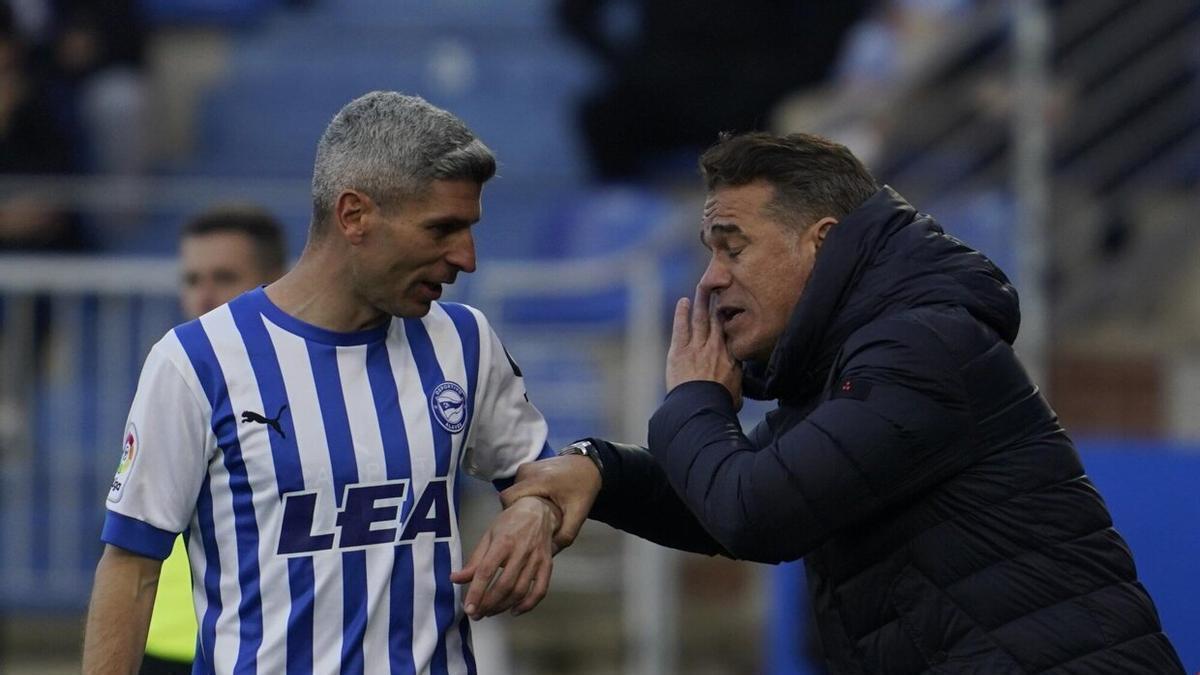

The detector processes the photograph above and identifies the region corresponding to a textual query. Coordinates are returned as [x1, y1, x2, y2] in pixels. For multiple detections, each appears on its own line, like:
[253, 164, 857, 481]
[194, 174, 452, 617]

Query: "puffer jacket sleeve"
[588, 440, 730, 556]
[648, 316, 975, 563]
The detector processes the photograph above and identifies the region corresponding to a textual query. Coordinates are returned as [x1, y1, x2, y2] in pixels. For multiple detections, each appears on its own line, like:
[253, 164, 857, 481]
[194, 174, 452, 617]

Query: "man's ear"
[335, 190, 373, 244]
[812, 217, 838, 249]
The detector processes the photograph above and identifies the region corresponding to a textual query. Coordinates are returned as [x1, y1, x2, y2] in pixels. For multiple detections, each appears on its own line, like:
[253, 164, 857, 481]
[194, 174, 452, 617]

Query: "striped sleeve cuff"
[101, 511, 177, 560]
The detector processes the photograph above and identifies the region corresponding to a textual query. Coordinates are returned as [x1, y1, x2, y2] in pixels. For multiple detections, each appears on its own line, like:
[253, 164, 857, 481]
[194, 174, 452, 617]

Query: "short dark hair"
[181, 205, 288, 274]
[699, 132, 878, 228]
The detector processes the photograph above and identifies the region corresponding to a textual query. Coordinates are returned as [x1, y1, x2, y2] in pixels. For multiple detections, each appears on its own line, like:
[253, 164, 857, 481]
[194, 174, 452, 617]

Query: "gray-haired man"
[84, 92, 561, 674]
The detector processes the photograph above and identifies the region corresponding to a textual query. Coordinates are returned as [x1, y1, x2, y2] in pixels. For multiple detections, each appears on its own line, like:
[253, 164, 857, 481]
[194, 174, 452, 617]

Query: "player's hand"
[665, 285, 743, 409]
[450, 496, 561, 620]
[499, 455, 600, 550]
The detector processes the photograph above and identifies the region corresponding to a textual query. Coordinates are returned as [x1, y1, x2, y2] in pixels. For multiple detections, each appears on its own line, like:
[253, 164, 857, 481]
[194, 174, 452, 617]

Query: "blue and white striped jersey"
[102, 287, 552, 674]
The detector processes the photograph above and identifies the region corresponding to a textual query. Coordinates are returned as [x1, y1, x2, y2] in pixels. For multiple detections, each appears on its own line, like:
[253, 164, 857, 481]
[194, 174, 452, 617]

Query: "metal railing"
[0, 257, 180, 608]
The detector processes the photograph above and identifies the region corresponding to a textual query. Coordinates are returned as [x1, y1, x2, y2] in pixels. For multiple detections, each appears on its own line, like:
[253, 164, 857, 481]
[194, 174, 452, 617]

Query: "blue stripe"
[432, 543, 455, 675]
[286, 558, 315, 674]
[403, 317, 457, 675]
[100, 511, 176, 559]
[306, 341, 367, 675]
[441, 304, 483, 672]
[342, 549, 369, 674]
[458, 619, 477, 675]
[195, 475, 221, 671]
[175, 320, 263, 672]
[365, 340, 419, 675]
[440, 304, 481, 445]
[228, 295, 312, 674]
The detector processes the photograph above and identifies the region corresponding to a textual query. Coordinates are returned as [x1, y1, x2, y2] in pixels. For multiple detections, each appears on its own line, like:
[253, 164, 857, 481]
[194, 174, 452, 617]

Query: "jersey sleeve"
[460, 309, 553, 484]
[101, 334, 213, 560]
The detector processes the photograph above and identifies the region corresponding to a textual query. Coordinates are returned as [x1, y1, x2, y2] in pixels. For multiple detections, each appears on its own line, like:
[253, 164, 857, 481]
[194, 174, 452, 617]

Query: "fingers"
[670, 297, 691, 349]
[691, 285, 710, 344]
[459, 532, 498, 619]
[709, 294, 723, 347]
[448, 566, 473, 584]
[477, 547, 531, 617]
[513, 558, 552, 615]
[451, 529, 489, 585]
[459, 496, 562, 619]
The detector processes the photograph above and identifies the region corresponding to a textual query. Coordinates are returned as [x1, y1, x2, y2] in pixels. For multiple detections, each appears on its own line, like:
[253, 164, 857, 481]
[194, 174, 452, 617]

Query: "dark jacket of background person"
[558, 0, 870, 180]
[588, 187, 1184, 672]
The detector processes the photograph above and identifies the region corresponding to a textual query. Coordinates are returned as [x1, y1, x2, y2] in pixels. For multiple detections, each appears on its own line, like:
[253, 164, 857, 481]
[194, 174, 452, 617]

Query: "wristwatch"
[558, 440, 604, 476]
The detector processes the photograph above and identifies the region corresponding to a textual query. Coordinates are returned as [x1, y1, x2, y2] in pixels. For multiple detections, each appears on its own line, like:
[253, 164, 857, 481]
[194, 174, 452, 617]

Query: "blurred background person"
[178, 205, 287, 320]
[0, 2, 86, 254]
[139, 205, 286, 675]
[9, 0, 150, 175]
[558, 0, 872, 181]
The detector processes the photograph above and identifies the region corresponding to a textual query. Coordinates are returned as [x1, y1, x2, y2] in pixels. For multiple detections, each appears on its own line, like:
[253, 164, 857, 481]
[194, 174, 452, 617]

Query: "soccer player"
[83, 91, 560, 674]
[141, 206, 288, 675]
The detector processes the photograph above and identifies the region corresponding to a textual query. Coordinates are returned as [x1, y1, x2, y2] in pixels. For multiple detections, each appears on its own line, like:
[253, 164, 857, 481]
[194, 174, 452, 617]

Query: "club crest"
[430, 381, 467, 433]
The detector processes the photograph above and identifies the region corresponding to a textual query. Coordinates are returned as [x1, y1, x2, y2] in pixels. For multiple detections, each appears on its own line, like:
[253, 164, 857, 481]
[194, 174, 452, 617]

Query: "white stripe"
[195, 310, 247, 673]
[265, 317, 342, 674]
[388, 321, 442, 674]
[158, 331, 214, 429]
[185, 510, 208, 663]
[203, 307, 291, 671]
[423, 305, 472, 675]
[158, 330, 217, 661]
[336, 343, 394, 675]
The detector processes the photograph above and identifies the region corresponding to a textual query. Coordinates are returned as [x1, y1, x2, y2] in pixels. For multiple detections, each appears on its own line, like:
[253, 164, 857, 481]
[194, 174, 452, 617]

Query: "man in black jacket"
[467, 132, 1184, 673]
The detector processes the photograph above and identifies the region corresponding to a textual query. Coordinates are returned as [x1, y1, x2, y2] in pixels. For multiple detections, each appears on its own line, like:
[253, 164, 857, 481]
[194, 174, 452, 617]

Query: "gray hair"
[310, 91, 496, 235]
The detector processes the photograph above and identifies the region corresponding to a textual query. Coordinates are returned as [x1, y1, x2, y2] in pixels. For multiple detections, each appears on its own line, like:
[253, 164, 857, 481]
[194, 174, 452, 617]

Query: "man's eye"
[727, 248, 744, 259]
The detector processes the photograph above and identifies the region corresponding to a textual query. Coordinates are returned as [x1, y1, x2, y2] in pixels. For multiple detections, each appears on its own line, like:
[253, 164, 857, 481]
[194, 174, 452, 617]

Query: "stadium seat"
[140, 0, 283, 26]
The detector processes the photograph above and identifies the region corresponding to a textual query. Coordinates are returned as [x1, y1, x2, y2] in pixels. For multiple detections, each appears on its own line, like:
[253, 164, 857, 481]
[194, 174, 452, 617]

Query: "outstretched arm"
[82, 545, 162, 674]
[500, 441, 730, 557]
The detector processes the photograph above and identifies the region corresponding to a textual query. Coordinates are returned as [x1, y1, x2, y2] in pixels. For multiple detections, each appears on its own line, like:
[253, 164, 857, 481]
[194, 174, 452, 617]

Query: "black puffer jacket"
[590, 187, 1184, 673]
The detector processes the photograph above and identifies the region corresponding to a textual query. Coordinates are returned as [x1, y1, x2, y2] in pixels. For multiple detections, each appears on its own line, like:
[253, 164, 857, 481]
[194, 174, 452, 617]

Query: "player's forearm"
[82, 545, 161, 675]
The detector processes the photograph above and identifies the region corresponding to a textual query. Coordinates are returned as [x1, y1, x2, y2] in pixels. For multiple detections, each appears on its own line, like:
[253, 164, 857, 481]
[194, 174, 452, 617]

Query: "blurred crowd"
[0, 0, 1196, 448]
[0, 0, 147, 253]
[0, 0, 992, 253]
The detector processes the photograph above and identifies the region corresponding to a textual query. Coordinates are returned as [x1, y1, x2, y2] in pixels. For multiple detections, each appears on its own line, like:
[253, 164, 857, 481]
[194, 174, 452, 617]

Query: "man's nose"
[698, 255, 731, 294]
[447, 231, 476, 274]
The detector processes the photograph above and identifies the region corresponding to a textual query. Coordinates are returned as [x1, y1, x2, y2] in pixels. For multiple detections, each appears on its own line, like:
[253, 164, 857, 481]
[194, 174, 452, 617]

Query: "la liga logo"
[118, 425, 138, 473]
[108, 423, 138, 503]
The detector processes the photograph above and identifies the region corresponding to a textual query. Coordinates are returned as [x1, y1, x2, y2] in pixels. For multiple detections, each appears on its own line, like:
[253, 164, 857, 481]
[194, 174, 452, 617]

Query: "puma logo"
[241, 404, 288, 438]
